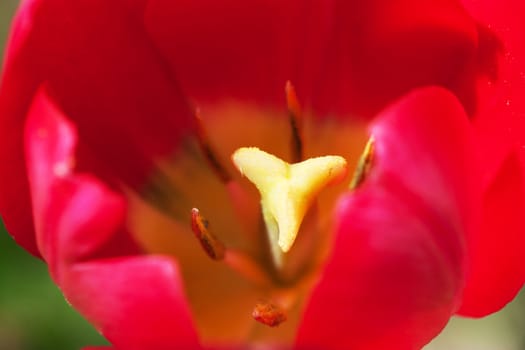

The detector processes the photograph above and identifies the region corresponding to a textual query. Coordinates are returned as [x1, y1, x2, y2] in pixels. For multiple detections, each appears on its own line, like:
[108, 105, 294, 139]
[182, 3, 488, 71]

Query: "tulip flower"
[1, 1, 524, 349]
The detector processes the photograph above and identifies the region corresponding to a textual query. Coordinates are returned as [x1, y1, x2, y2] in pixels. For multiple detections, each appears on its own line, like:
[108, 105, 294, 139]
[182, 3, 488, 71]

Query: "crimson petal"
[458, 151, 525, 315]
[65, 257, 201, 350]
[462, 0, 525, 174]
[24, 88, 200, 349]
[458, 0, 525, 316]
[145, 0, 478, 118]
[0, 0, 198, 255]
[296, 87, 477, 349]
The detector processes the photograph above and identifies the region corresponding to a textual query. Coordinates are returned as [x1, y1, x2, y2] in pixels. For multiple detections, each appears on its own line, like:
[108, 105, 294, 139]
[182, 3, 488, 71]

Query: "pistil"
[232, 147, 348, 267]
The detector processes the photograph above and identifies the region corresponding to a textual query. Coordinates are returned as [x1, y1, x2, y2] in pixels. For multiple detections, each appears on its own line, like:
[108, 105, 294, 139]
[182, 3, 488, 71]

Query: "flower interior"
[126, 82, 370, 346]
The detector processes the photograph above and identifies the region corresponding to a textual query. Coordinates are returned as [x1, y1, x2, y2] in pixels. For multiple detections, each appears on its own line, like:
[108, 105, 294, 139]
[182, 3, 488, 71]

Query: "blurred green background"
[0, 223, 109, 349]
[0, 1, 524, 349]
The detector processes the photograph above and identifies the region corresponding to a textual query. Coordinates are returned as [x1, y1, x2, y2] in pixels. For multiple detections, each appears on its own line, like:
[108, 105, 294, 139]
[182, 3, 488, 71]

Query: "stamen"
[252, 300, 287, 327]
[285, 81, 304, 163]
[191, 208, 226, 260]
[350, 136, 375, 190]
[191, 208, 273, 286]
[194, 109, 231, 183]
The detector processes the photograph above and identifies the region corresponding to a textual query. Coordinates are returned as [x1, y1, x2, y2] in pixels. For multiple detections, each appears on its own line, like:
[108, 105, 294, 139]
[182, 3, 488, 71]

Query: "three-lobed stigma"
[232, 147, 348, 266]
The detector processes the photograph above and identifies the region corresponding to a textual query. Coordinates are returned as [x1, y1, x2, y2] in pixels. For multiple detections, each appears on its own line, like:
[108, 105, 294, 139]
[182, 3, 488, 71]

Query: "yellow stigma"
[232, 147, 347, 263]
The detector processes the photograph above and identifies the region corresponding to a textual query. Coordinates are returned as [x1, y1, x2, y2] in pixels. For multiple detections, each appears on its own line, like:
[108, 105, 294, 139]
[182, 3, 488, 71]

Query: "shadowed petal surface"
[457, 0, 525, 316]
[145, 0, 478, 118]
[24, 88, 200, 349]
[0, 0, 196, 256]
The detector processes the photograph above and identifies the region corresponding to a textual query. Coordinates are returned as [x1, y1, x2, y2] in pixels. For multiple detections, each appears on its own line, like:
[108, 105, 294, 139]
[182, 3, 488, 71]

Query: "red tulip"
[1, 1, 524, 349]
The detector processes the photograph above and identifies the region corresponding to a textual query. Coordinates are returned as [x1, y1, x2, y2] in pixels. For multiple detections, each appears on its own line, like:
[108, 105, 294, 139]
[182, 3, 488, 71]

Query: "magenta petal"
[296, 189, 460, 350]
[24, 86, 76, 258]
[41, 176, 130, 275]
[24, 88, 136, 269]
[24, 87, 199, 348]
[296, 87, 476, 349]
[64, 257, 200, 350]
[458, 151, 525, 316]
[370, 89, 479, 235]
[0, 0, 191, 255]
[39, 177, 201, 349]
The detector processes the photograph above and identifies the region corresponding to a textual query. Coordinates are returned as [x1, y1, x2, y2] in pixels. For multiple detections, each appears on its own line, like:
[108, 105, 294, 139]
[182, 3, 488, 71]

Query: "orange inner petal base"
[125, 101, 368, 346]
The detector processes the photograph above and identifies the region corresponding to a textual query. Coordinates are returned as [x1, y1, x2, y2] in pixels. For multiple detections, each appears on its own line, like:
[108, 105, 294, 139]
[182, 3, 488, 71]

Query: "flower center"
[125, 82, 372, 345]
[232, 147, 348, 268]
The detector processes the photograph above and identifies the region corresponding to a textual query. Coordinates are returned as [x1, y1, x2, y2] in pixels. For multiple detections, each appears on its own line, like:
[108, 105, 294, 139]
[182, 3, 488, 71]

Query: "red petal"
[1, 0, 195, 189]
[64, 257, 200, 350]
[24, 87, 200, 348]
[457, 0, 525, 316]
[0, 0, 198, 253]
[296, 87, 476, 349]
[145, 0, 478, 118]
[144, 0, 299, 107]
[24, 86, 76, 259]
[309, 0, 479, 118]
[24, 88, 138, 268]
[458, 151, 525, 316]
[297, 190, 461, 350]
[463, 0, 525, 177]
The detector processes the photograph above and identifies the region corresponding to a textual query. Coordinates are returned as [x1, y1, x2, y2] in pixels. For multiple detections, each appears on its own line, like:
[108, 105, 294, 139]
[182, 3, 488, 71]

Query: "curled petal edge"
[297, 87, 476, 349]
[24, 87, 201, 349]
